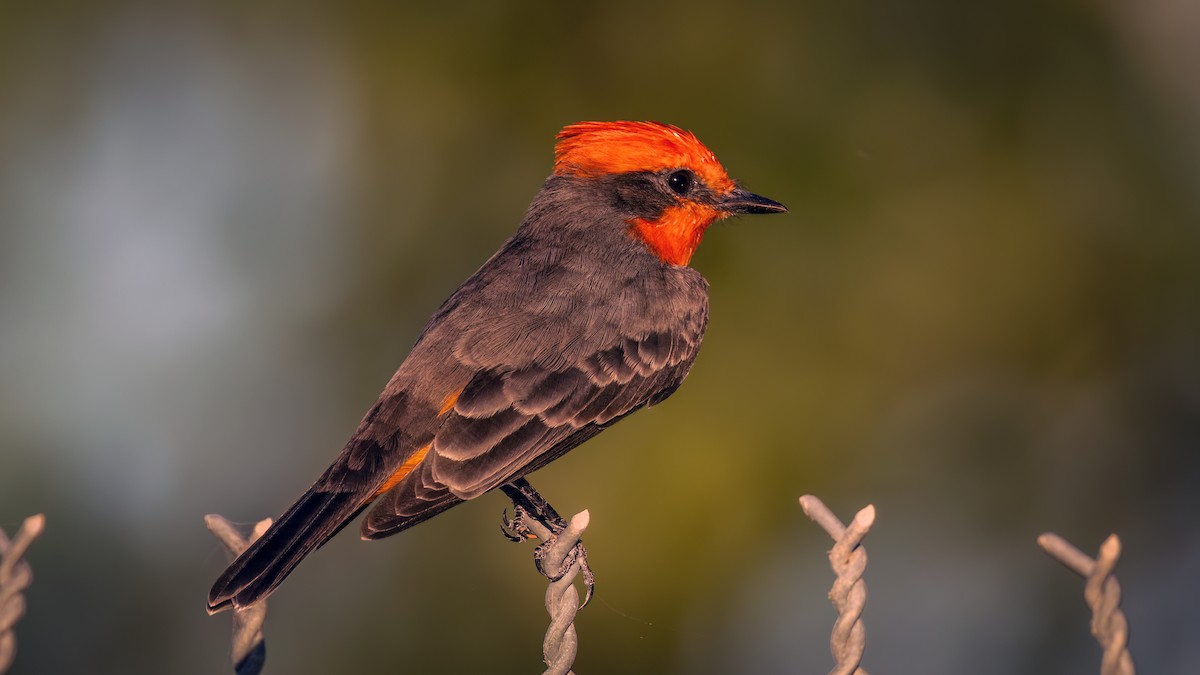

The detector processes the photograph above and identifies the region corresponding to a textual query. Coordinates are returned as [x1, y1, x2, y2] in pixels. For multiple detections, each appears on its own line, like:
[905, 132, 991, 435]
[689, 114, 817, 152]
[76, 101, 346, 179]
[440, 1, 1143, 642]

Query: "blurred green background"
[1, 1, 1198, 673]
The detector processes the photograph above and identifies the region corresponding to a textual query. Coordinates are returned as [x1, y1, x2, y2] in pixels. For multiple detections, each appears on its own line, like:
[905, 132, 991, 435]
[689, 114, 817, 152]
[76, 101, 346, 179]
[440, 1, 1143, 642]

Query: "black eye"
[667, 170, 694, 195]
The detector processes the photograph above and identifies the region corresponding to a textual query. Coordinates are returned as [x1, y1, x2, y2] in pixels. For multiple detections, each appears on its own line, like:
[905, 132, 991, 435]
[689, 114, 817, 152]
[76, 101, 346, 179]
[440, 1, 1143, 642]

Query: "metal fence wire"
[205, 515, 273, 675]
[200, 502, 1139, 675]
[0, 514, 45, 675]
[5, 498, 1143, 674]
[515, 509, 591, 675]
[800, 495, 874, 675]
[1038, 533, 1137, 675]
[205, 509, 592, 675]
[795, 497, 1138, 675]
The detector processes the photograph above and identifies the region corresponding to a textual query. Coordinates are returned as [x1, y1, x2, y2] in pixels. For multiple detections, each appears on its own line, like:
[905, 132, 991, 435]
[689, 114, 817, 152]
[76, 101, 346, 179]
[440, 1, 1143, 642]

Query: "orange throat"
[630, 202, 725, 266]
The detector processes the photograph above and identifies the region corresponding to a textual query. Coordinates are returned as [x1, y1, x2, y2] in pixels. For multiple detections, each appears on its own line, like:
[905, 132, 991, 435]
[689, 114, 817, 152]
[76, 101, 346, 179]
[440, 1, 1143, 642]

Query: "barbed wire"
[193, 501, 1145, 675]
[205, 515, 273, 675]
[516, 509, 590, 675]
[799, 495, 874, 675]
[0, 513, 45, 674]
[1038, 533, 1136, 675]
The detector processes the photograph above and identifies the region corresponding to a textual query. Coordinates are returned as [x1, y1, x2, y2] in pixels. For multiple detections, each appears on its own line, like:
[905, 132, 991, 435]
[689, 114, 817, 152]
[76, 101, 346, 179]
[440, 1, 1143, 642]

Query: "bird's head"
[553, 121, 787, 266]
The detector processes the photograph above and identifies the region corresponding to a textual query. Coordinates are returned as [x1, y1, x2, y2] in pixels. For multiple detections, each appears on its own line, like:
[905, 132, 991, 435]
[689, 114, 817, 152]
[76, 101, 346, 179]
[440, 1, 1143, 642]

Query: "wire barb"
[0, 513, 45, 675]
[205, 515, 273, 675]
[1038, 533, 1136, 675]
[800, 495, 874, 675]
[518, 509, 590, 675]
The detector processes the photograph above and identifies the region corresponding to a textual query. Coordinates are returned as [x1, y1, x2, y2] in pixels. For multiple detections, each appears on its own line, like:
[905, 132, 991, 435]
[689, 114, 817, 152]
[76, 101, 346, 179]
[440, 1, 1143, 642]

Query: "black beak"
[720, 187, 788, 215]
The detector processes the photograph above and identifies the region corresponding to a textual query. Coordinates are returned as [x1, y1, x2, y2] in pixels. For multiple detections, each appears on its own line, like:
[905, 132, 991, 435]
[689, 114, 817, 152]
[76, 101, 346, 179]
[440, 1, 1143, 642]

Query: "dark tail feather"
[207, 488, 364, 613]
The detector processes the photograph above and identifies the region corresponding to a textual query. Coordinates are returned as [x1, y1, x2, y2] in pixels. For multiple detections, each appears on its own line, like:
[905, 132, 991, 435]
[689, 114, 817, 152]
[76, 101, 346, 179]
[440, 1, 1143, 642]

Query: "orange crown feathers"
[554, 121, 735, 194]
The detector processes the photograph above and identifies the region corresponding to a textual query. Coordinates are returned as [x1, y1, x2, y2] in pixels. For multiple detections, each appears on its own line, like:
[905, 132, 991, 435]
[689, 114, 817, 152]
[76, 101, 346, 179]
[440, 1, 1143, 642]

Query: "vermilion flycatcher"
[208, 121, 786, 613]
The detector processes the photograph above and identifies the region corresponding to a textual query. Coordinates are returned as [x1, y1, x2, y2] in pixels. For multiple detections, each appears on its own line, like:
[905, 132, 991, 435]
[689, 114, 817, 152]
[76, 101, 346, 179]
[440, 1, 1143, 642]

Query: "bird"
[207, 120, 786, 613]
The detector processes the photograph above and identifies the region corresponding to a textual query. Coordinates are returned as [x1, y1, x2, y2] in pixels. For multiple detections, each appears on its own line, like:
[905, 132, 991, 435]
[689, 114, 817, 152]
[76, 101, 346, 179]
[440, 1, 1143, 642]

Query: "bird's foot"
[499, 477, 595, 607]
[500, 505, 538, 542]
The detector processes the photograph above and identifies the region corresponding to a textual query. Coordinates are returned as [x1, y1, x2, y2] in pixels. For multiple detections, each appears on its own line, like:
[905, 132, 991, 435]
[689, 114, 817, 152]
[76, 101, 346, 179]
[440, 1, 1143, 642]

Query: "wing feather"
[362, 323, 704, 539]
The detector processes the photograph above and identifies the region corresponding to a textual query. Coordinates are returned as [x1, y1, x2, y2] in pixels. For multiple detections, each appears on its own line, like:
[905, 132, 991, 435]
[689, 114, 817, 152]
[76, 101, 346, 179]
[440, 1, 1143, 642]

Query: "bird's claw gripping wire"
[536, 537, 595, 607]
[500, 478, 595, 607]
[500, 507, 533, 542]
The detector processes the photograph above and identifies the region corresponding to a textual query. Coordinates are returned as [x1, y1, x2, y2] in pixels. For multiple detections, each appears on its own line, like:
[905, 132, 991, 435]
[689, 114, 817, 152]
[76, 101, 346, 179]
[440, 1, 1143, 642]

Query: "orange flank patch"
[630, 202, 727, 266]
[554, 121, 735, 195]
[372, 444, 431, 498]
[439, 388, 462, 416]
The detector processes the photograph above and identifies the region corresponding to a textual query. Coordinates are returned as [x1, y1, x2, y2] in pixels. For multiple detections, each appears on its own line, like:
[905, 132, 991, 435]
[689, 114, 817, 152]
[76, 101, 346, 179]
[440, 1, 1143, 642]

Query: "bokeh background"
[1, 1, 1198, 673]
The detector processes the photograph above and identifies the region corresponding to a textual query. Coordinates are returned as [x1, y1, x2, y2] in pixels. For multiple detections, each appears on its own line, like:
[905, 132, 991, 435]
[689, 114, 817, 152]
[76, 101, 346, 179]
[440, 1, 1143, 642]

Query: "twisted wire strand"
[800, 496, 874, 675]
[206, 515, 273, 675]
[0, 514, 45, 675]
[521, 510, 590, 675]
[1038, 533, 1136, 675]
